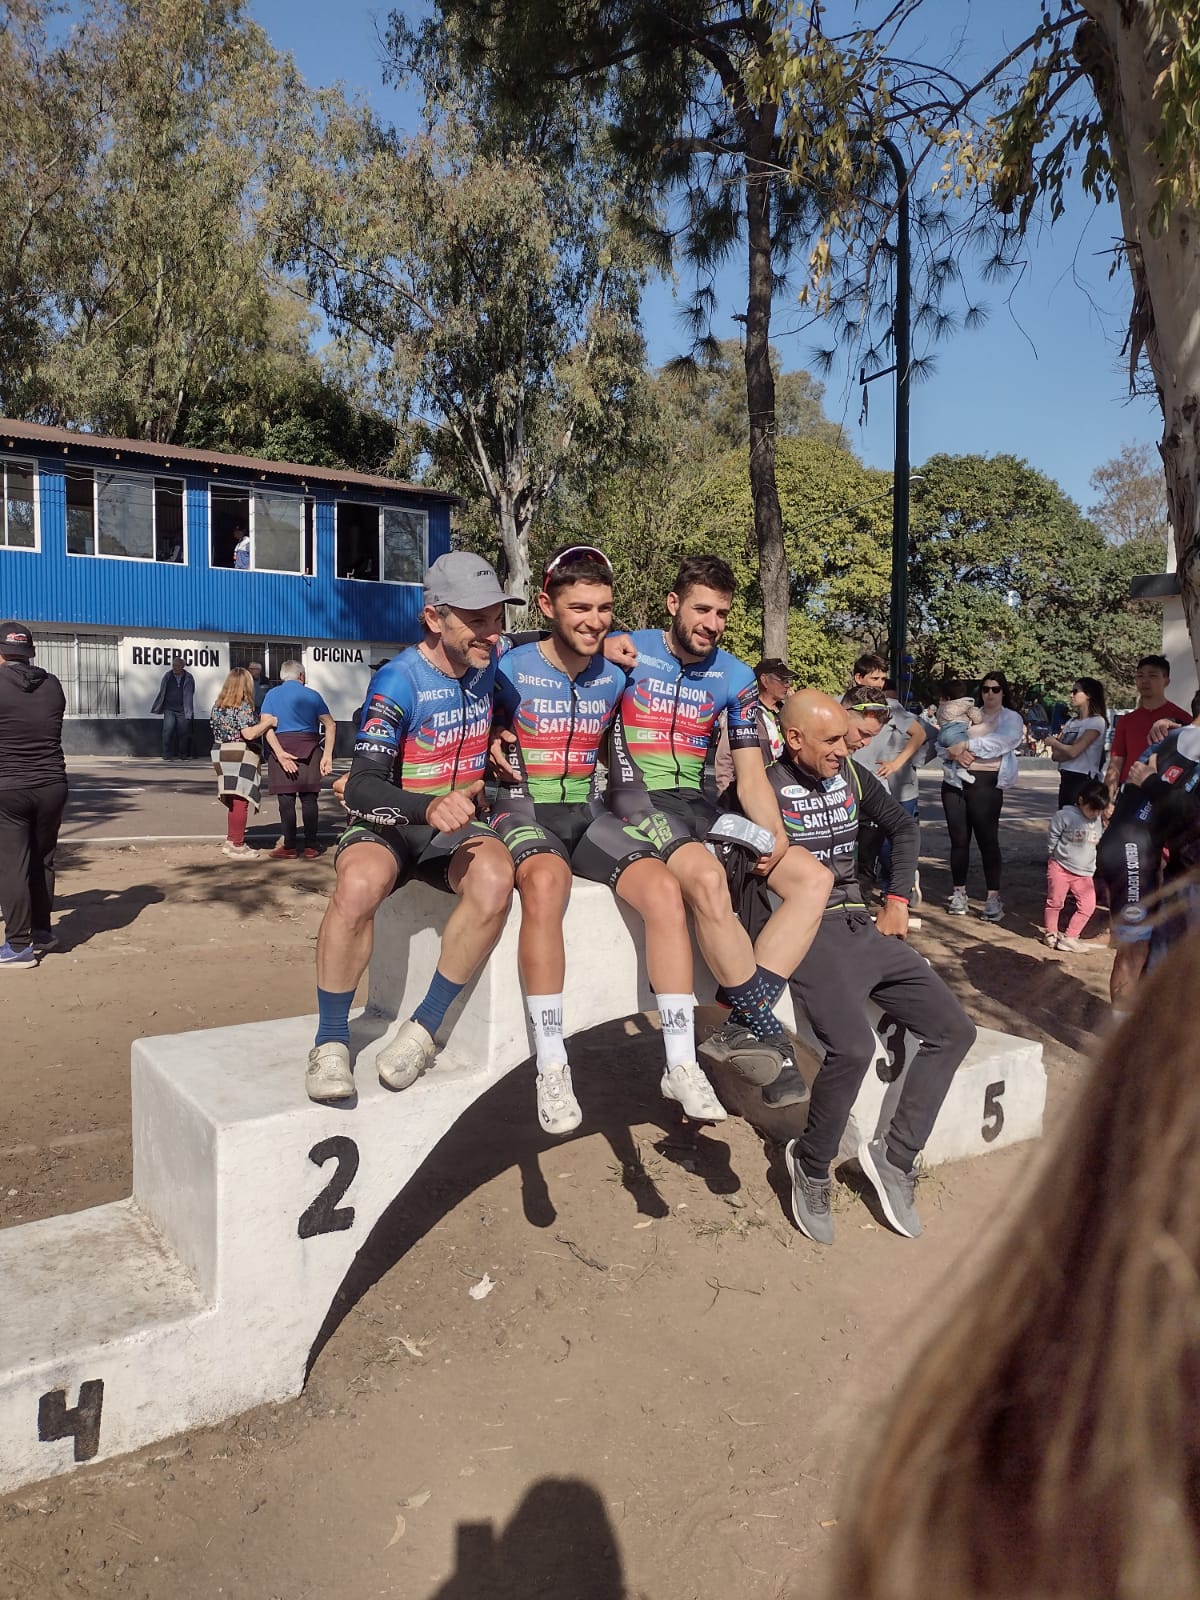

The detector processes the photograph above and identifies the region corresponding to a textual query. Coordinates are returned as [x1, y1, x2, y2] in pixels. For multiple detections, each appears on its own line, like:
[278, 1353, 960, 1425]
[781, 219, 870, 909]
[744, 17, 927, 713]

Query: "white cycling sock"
[527, 994, 567, 1074]
[657, 993, 697, 1072]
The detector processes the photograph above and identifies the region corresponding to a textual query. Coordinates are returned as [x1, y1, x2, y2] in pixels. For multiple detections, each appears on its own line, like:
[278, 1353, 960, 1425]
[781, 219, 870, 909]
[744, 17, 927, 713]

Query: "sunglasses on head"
[542, 545, 614, 587]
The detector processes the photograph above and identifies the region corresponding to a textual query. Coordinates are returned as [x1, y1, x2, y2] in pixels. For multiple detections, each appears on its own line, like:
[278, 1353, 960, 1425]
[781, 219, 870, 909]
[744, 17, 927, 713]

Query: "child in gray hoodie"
[1043, 777, 1109, 952]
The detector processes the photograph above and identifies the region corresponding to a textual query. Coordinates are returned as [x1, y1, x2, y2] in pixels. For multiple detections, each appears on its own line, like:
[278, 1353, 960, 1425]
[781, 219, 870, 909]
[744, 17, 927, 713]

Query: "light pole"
[854, 134, 912, 687]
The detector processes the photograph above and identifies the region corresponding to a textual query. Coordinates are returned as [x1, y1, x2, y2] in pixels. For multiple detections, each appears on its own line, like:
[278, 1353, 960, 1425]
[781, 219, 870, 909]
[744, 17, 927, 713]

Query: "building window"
[229, 638, 306, 681]
[1, 459, 37, 548]
[336, 502, 427, 583]
[210, 485, 312, 573]
[31, 631, 119, 716]
[64, 467, 185, 562]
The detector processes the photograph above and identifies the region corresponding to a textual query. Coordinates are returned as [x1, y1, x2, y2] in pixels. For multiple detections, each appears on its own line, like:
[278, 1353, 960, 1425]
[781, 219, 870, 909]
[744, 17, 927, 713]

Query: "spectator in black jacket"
[0, 622, 68, 969]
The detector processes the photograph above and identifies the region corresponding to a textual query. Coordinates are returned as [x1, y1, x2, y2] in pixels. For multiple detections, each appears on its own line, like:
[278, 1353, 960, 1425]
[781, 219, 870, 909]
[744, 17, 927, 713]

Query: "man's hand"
[876, 898, 909, 939]
[278, 752, 299, 777]
[489, 728, 520, 782]
[319, 752, 334, 777]
[426, 779, 486, 833]
[1125, 758, 1153, 788]
[752, 832, 785, 877]
[332, 772, 349, 809]
[874, 756, 904, 779]
[1148, 717, 1181, 745]
[603, 633, 638, 669]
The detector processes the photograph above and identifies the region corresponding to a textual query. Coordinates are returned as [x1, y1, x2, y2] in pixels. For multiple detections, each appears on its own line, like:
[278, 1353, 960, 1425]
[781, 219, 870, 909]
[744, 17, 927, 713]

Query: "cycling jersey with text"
[354, 646, 496, 797]
[493, 644, 626, 804]
[610, 629, 759, 794]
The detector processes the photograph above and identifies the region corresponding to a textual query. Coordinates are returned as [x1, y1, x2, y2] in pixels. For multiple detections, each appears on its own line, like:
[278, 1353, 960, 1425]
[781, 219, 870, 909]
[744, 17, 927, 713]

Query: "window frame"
[335, 499, 428, 586]
[207, 483, 311, 576]
[0, 456, 40, 552]
[64, 466, 187, 565]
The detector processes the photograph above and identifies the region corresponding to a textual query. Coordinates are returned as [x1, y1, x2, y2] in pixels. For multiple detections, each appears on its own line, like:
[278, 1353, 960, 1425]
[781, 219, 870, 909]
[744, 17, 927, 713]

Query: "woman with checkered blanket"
[210, 669, 277, 860]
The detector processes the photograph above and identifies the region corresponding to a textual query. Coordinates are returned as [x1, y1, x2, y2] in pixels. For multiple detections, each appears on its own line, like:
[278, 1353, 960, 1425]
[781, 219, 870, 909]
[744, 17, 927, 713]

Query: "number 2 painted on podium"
[297, 1136, 359, 1238]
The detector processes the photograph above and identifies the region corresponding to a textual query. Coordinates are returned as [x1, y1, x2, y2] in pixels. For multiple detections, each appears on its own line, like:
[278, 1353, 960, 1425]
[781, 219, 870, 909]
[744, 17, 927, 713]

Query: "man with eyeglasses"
[489, 544, 725, 1134]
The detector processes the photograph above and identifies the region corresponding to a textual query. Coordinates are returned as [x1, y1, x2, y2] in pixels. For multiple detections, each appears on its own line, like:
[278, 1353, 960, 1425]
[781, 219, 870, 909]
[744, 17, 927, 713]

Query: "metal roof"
[0, 416, 457, 501]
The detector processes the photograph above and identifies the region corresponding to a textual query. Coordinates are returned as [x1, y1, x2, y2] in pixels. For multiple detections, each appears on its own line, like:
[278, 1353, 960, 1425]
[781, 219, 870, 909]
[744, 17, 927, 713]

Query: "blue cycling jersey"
[494, 643, 626, 804]
[609, 628, 760, 793]
[345, 645, 498, 826]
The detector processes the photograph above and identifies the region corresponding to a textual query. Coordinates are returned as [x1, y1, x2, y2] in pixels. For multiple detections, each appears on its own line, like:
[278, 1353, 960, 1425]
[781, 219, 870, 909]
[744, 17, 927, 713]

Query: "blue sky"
[247, 0, 1161, 513]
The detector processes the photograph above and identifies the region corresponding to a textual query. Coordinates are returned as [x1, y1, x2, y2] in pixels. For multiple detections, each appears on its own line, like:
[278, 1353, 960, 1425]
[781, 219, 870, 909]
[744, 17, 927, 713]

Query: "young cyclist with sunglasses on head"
[490, 544, 726, 1134]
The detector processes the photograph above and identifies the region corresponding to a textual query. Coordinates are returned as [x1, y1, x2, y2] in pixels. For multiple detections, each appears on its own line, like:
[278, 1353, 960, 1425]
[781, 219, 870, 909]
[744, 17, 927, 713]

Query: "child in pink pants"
[1043, 778, 1108, 952]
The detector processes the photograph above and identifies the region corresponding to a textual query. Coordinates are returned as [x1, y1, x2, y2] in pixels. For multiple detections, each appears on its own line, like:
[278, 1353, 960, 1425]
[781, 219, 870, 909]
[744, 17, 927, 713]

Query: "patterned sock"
[727, 966, 786, 1039]
[657, 993, 696, 1071]
[411, 969, 465, 1038]
[314, 987, 355, 1047]
[527, 994, 567, 1074]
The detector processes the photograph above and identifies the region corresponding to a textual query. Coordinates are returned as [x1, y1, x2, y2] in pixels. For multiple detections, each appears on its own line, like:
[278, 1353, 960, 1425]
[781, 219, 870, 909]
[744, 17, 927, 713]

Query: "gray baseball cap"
[424, 551, 523, 609]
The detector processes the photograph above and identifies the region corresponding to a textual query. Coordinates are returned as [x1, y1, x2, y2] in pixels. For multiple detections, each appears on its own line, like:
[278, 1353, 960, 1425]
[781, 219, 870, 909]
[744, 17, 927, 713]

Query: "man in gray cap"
[305, 552, 523, 1102]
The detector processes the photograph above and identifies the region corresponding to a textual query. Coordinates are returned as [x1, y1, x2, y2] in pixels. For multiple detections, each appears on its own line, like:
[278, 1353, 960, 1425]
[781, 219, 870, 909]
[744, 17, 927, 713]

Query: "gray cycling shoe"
[699, 1022, 786, 1086]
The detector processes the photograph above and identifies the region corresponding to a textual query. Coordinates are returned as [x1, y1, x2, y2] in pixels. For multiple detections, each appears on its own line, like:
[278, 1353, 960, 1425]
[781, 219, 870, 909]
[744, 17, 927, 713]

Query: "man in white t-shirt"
[851, 680, 930, 899]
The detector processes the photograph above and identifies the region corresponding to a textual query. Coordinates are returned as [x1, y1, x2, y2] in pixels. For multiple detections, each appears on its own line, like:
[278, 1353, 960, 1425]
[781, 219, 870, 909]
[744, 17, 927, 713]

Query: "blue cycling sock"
[411, 970, 465, 1038]
[314, 987, 355, 1047]
[726, 966, 787, 1039]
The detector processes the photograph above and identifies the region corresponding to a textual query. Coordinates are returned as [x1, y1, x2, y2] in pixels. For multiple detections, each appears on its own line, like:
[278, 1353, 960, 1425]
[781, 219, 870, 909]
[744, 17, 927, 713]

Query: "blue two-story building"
[0, 418, 456, 751]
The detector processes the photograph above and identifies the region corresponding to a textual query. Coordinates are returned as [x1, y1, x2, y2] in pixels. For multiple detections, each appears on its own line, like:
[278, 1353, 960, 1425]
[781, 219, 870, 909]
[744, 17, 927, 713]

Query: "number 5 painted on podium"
[981, 1081, 1006, 1143]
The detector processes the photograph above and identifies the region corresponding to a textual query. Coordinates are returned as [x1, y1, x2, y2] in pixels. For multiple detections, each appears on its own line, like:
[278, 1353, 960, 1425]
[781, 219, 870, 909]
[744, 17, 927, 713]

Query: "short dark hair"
[671, 555, 736, 601]
[1190, 687, 1200, 719]
[1076, 779, 1110, 812]
[852, 651, 887, 679]
[1138, 654, 1170, 675]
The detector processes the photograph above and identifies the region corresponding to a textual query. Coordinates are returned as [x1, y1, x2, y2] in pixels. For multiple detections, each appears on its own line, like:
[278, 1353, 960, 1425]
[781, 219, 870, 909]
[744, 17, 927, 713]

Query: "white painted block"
[0, 882, 1043, 1495]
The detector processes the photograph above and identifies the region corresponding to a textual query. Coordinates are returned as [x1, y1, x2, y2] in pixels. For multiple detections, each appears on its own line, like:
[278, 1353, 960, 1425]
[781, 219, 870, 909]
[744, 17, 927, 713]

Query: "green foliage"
[5, 0, 300, 442]
[268, 75, 648, 598]
[907, 453, 1159, 705]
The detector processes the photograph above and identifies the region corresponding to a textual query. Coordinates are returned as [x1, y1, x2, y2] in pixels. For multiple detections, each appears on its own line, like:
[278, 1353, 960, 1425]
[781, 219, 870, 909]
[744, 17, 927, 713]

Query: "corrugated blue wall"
[1, 455, 452, 642]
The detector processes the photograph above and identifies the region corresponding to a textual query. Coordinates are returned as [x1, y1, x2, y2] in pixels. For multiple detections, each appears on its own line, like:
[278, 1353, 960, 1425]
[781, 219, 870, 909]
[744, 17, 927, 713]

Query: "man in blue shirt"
[261, 663, 336, 859]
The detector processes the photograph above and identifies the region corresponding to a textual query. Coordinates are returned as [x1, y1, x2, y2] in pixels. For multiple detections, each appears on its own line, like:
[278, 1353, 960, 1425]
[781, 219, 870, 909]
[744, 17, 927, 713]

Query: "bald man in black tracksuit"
[760, 690, 976, 1245]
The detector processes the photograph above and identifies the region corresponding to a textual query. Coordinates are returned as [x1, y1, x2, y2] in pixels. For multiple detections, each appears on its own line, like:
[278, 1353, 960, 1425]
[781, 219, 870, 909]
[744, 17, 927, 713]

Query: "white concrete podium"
[0, 882, 1045, 1494]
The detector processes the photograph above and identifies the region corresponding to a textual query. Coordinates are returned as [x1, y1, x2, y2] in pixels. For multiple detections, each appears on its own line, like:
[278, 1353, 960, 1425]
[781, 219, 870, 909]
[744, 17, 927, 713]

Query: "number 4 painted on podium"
[38, 1380, 104, 1462]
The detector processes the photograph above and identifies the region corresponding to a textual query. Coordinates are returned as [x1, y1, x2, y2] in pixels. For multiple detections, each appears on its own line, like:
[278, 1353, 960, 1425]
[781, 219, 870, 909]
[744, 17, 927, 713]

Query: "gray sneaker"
[981, 893, 1005, 922]
[857, 1138, 922, 1238]
[946, 887, 969, 916]
[699, 1022, 785, 1086]
[784, 1140, 833, 1244]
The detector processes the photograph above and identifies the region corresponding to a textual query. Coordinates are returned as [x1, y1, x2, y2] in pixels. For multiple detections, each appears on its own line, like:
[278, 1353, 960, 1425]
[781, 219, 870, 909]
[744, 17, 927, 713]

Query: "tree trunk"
[744, 128, 788, 659]
[1080, 2, 1200, 681]
[495, 490, 533, 626]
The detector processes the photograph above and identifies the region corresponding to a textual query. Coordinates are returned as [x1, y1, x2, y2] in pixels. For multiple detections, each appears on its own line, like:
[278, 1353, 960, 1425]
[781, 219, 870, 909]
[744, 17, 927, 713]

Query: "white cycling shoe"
[306, 1041, 355, 1103]
[377, 1018, 436, 1091]
[537, 1061, 583, 1136]
[661, 1061, 727, 1122]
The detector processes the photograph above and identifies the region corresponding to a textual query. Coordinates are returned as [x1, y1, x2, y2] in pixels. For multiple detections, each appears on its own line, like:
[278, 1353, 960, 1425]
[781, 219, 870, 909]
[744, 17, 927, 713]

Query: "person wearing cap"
[714, 656, 793, 795]
[305, 552, 521, 1103]
[850, 680, 930, 901]
[758, 688, 975, 1244]
[0, 622, 68, 969]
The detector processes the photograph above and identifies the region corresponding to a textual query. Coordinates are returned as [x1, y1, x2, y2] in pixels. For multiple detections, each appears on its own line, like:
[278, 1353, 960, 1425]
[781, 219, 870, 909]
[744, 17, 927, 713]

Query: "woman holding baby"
[940, 671, 1025, 922]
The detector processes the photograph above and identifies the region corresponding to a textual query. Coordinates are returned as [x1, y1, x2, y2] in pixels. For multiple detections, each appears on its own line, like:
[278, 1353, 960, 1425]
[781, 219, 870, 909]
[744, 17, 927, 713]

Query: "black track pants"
[0, 781, 68, 948]
[278, 791, 320, 849]
[790, 911, 977, 1175]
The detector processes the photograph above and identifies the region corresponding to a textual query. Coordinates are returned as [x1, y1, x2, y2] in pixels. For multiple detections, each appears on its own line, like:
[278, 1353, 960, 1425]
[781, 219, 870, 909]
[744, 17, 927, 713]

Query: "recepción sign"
[119, 635, 228, 718]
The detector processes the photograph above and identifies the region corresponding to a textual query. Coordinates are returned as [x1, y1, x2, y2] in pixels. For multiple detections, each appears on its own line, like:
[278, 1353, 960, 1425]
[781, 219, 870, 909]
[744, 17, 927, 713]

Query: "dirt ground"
[1, 777, 1112, 1600]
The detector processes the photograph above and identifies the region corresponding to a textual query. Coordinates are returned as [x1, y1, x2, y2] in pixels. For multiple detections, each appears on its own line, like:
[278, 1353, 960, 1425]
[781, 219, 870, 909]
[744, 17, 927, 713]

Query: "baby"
[935, 682, 983, 784]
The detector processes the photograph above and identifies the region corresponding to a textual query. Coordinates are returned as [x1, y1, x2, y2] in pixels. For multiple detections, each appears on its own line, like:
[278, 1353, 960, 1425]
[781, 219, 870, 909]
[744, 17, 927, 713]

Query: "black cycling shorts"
[609, 786, 718, 860]
[334, 817, 496, 894]
[490, 802, 658, 889]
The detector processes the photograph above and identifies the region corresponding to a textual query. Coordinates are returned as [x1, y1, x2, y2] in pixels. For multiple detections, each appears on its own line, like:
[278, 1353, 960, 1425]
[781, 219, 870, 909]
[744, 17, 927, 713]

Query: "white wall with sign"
[119, 634, 229, 718]
[302, 642, 395, 721]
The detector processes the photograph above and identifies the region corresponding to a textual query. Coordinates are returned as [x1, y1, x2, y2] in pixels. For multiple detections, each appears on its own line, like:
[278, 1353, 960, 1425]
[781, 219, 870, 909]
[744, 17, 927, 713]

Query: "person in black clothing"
[761, 689, 976, 1244]
[0, 621, 68, 970]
